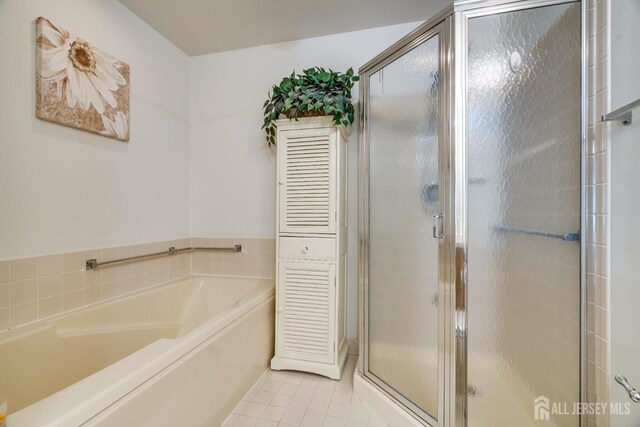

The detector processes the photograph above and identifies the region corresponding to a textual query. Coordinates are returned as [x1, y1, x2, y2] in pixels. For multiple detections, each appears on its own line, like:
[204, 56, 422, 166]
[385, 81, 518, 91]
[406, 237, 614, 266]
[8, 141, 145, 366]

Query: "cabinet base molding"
[271, 339, 349, 380]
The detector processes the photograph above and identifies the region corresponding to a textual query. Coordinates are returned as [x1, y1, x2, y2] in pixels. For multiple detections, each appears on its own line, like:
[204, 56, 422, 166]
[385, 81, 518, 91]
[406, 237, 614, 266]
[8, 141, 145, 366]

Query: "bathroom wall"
[188, 19, 437, 340]
[0, 0, 190, 260]
[0, 0, 193, 331]
[609, 0, 640, 425]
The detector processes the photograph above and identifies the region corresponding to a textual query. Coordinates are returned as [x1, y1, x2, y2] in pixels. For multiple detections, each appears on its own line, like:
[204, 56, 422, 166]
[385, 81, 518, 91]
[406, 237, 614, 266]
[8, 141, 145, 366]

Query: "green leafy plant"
[262, 67, 359, 147]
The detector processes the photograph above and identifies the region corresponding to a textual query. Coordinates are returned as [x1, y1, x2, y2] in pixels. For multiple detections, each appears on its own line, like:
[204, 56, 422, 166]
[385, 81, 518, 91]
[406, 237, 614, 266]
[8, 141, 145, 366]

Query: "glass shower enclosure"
[359, 1, 585, 426]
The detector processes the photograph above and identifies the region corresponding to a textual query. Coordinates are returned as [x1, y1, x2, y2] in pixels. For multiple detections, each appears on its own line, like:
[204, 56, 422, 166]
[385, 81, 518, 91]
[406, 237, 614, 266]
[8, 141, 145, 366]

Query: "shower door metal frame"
[359, 1, 588, 427]
[358, 7, 455, 426]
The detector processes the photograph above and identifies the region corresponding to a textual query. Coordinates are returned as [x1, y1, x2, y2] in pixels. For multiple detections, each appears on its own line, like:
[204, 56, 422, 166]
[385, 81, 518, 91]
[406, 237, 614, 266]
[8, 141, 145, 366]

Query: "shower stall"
[358, 1, 585, 426]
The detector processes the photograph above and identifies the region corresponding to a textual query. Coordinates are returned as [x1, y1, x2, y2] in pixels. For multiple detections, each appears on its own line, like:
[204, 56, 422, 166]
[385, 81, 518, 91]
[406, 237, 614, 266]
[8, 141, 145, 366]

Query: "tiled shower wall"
[0, 237, 276, 333]
[586, 0, 611, 426]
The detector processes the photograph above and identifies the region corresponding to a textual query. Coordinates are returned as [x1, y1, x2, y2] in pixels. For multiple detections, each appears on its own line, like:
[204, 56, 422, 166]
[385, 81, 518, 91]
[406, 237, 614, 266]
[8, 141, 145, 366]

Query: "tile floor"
[221, 356, 391, 427]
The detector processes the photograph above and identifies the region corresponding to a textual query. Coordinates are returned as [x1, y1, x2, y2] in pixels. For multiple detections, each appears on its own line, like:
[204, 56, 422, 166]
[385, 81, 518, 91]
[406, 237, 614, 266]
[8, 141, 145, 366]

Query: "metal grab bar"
[602, 98, 640, 126]
[85, 245, 241, 270]
[494, 225, 580, 242]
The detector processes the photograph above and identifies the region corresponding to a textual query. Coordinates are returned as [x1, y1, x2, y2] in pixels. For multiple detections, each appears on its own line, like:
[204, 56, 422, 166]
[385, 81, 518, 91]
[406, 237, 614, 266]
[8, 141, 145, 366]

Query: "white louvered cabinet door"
[277, 261, 336, 364]
[278, 127, 337, 235]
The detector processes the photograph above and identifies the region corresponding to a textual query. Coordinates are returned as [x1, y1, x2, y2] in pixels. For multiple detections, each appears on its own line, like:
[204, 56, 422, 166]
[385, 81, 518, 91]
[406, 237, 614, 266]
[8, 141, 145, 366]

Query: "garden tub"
[2, 275, 275, 426]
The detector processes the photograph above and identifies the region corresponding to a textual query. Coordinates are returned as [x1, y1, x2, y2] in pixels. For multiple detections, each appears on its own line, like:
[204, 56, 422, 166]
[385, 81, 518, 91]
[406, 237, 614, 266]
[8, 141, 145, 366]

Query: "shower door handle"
[615, 375, 640, 403]
[433, 215, 444, 239]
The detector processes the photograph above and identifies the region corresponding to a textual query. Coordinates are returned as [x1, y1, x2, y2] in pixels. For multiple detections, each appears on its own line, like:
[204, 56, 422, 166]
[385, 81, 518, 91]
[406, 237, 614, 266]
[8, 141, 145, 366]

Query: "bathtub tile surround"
[190, 237, 276, 279]
[222, 356, 390, 427]
[0, 237, 275, 332]
[0, 239, 189, 331]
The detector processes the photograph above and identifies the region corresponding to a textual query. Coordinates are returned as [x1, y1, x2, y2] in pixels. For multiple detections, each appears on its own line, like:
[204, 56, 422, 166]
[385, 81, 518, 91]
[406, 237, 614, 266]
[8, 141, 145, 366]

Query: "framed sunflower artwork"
[35, 17, 130, 142]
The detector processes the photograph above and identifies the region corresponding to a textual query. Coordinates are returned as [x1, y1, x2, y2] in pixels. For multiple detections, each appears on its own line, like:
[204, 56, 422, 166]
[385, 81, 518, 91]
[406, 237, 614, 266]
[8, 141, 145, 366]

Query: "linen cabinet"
[270, 117, 348, 380]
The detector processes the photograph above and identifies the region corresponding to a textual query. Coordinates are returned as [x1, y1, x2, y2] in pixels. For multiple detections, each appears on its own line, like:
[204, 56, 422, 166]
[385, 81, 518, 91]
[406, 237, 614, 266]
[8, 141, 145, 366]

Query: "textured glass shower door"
[465, 3, 582, 427]
[365, 28, 443, 423]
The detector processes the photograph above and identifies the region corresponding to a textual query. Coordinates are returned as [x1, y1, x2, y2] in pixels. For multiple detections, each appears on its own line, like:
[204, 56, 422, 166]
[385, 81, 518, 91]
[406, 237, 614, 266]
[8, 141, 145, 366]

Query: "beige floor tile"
[223, 356, 387, 427]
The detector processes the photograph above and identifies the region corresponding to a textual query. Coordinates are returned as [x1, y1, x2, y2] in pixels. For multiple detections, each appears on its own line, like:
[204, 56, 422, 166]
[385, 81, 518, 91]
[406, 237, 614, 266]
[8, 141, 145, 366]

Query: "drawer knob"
[301, 246, 309, 254]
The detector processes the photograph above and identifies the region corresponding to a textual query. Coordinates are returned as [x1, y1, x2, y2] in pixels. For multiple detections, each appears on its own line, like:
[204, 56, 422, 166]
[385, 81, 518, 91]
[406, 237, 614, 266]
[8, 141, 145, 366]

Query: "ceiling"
[117, 0, 446, 56]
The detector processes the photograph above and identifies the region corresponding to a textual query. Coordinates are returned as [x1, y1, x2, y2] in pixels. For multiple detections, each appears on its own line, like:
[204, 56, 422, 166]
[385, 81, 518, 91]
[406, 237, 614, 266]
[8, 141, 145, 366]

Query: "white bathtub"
[2, 275, 275, 427]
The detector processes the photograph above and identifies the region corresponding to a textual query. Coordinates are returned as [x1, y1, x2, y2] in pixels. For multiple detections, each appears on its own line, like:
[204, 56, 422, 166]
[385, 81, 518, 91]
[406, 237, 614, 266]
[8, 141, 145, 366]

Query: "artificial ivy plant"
[262, 67, 359, 147]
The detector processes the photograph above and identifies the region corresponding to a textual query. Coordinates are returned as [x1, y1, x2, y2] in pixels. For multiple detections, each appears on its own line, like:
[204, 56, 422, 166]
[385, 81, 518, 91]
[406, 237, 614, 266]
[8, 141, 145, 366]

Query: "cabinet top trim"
[275, 117, 351, 136]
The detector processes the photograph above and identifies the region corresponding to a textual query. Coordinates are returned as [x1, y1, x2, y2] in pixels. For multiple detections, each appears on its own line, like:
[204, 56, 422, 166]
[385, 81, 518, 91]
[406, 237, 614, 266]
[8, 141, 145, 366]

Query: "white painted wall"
[0, 0, 190, 259]
[610, 0, 640, 423]
[189, 19, 442, 339]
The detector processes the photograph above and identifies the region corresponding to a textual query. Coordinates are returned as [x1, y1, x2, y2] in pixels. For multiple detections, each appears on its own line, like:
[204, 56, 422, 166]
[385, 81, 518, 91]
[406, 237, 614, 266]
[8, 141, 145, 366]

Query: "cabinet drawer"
[279, 237, 335, 261]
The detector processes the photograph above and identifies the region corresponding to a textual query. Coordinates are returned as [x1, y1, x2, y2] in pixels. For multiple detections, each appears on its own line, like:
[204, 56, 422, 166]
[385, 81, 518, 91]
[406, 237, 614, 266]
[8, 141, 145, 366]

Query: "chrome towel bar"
[495, 225, 580, 242]
[602, 98, 640, 126]
[85, 245, 242, 270]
